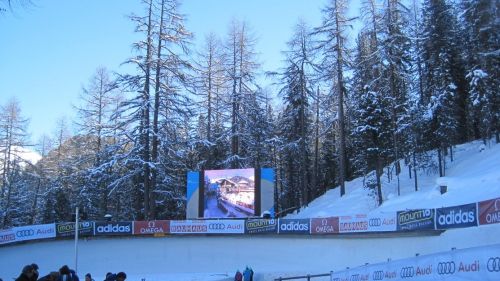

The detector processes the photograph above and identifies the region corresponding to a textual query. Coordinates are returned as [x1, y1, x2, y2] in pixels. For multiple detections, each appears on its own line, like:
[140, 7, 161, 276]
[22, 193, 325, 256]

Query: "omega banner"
[479, 197, 500, 225]
[170, 220, 245, 234]
[330, 243, 500, 281]
[133, 220, 170, 235]
[13, 224, 56, 242]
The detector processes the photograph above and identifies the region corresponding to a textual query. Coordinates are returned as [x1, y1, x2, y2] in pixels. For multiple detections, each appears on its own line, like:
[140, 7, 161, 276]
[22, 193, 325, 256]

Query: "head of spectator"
[116, 272, 126, 281]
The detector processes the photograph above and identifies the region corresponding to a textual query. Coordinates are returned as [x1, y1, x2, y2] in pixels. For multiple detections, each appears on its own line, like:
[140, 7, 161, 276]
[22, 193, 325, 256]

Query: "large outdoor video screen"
[203, 168, 255, 218]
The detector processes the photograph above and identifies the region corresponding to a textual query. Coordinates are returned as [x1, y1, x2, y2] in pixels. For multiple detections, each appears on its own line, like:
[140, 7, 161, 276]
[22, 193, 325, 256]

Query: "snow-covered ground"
[1, 140, 499, 281]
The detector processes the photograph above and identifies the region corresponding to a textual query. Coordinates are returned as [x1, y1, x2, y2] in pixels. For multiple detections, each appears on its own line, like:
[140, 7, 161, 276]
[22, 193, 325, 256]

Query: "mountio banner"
[310, 217, 339, 234]
[133, 220, 170, 235]
[0, 228, 16, 245]
[278, 219, 310, 234]
[397, 209, 435, 231]
[339, 215, 369, 233]
[245, 219, 278, 234]
[436, 203, 478, 229]
[366, 212, 397, 232]
[330, 243, 500, 281]
[13, 223, 56, 242]
[94, 222, 132, 236]
[56, 222, 94, 237]
[479, 197, 500, 225]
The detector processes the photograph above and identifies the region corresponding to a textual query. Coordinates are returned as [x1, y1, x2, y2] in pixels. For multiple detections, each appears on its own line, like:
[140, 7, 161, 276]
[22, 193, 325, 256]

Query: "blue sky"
[0, 0, 352, 143]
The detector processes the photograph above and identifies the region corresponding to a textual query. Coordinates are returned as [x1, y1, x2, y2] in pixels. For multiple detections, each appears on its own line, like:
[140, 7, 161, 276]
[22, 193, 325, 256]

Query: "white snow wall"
[1, 224, 499, 280]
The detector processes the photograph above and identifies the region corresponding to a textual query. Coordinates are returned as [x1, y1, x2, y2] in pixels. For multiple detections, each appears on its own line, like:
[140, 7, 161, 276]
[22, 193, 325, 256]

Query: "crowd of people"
[8, 264, 126, 281]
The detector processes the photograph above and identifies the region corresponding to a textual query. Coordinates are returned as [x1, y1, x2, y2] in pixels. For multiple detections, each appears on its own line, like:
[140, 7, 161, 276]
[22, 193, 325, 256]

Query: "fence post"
[307, 274, 310, 281]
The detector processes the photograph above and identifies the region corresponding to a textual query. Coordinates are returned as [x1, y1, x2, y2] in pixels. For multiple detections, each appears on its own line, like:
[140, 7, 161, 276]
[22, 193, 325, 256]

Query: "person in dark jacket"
[30, 264, 39, 281]
[105, 272, 126, 281]
[84, 274, 94, 281]
[16, 265, 35, 281]
[58, 265, 79, 281]
[37, 272, 60, 281]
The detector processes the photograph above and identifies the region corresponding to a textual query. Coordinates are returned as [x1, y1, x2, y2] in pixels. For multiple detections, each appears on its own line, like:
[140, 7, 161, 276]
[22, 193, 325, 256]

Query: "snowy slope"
[1, 140, 499, 281]
[286, 140, 500, 218]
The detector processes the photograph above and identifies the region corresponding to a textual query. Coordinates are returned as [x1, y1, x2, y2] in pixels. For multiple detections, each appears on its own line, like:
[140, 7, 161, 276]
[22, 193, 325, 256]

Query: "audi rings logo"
[208, 223, 226, 230]
[369, 218, 382, 227]
[16, 229, 35, 237]
[437, 261, 456, 275]
[400, 267, 415, 278]
[487, 257, 500, 272]
[372, 270, 384, 280]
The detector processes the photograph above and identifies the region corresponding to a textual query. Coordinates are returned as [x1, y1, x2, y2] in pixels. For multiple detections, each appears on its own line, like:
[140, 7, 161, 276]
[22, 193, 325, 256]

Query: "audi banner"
[245, 219, 278, 234]
[13, 224, 56, 242]
[330, 243, 500, 281]
[56, 222, 94, 237]
[479, 197, 500, 226]
[436, 203, 478, 229]
[170, 220, 245, 234]
[0, 228, 16, 245]
[94, 222, 133, 236]
[366, 213, 397, 232]
[133, 220, 170, 235]
[397, 209, 435, 231]
[339, 215, 369, 233]
[311, 217, 339, 234]
[278, 219, 310, 234]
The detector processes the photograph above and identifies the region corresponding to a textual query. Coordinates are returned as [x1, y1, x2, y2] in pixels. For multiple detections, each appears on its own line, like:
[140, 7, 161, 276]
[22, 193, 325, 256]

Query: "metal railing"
[274, 272, 331, 281]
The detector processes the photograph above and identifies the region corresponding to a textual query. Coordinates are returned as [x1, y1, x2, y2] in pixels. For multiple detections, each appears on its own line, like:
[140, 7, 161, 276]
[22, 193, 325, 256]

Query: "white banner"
[0, 228, 16, 245]
[339, 215, 369, 233]
[169, 220, 245, 234]
[13, 223, 56, 242]
[331, 243, 500, 281]
[367, 212, 397, 232]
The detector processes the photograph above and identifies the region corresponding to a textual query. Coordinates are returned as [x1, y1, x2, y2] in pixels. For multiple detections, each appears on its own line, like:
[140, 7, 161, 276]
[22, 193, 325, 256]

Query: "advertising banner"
[133, 220, 170, 235]
[245, 219, 278, 234]
[170, 220, 208, 234]
[56, 222, 94, 237]
[436, 203, 478, 229]
[278, 219, 310, 234]
[397, 209, 435, 231]
[94, 222, 132, 236]
[311, 217, 339, 234]
[331, 243, 500, 281]
[206, 220, 245, 234]
[13, 224, 56, 242]
[479, 197, 500, 225]
[339, 215, 369, 233]
[366, 213, 397, 232]
[0, 228, 16, 245]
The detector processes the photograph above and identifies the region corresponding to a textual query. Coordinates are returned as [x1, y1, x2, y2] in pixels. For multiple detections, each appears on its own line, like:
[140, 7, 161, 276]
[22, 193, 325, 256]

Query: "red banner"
[311, 217, 339, 234]
[478, 198, 500, 225]
[133, 220, 170, 235]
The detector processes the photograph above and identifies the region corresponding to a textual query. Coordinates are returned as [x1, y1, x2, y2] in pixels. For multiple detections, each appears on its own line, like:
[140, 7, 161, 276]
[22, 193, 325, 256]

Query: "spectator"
[115, 272, 126, 281]
[84, 274, 94, 281]
[38, 272, 60, 281]
[58, 265, 79, 281]
[234, 270, 242, 281]
[30, 264, 39, 281]
[16, 265, 35, 281]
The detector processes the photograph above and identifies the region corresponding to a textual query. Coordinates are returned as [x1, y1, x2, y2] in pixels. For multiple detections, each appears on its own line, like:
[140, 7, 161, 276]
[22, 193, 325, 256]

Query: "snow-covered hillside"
[287, 140, 500, 218]
[1, 140, 499, 281]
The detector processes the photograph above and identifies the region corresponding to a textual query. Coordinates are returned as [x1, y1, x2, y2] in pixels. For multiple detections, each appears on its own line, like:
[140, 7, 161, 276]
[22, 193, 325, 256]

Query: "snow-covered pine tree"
[277, 20, 315, 209]
[461, 0, 499, 143]
[314, 0, 355, 197]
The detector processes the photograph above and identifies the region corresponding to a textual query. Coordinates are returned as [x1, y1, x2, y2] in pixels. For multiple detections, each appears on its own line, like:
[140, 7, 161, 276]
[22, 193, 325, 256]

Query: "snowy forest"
[0, 0, 498, 228]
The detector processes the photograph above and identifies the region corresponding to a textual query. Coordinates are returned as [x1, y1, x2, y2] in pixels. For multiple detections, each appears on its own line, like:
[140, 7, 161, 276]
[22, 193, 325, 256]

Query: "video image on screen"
[203, 168, 255, 218]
